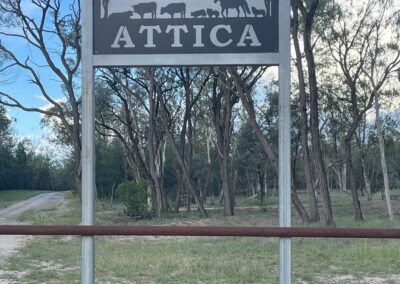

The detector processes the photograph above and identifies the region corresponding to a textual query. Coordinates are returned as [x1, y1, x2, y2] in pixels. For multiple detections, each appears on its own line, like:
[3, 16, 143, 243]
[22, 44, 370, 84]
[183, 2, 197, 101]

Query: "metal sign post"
[278, 1, 292, 283]
[82, 0, 291, 282]
[82, 0, 95, 283]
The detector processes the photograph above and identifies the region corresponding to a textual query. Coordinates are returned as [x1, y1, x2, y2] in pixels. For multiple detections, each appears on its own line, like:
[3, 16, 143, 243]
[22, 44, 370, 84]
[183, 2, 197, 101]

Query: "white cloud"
[17, 134, 70, 161]
[4, 107, 12, 120]
[35, 94, 48, 102]
[39, 97, 67, 116]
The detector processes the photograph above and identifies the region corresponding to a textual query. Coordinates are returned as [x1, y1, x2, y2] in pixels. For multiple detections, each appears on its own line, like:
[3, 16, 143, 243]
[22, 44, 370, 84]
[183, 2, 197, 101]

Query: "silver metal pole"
[278, 0, 292, 283]
[81, 0, 95, 282]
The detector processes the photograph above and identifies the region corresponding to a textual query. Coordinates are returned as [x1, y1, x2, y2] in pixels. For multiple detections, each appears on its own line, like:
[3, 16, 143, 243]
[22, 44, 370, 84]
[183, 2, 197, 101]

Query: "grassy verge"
[3, 191, 400, 283]
[3, 235, 400, 283]
[0, 190, 48, 209]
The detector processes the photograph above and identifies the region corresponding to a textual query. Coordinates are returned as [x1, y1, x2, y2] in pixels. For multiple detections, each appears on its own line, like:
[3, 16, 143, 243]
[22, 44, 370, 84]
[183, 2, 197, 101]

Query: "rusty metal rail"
[0, 225, 400, 239]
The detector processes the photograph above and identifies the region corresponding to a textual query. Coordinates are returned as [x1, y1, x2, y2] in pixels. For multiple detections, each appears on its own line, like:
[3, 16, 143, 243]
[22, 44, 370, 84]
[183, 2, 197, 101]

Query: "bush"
[116, 180, 149, 217]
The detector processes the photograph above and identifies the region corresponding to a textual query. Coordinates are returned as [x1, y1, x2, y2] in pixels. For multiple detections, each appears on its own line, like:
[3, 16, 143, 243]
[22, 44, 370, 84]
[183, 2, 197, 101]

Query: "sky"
[1, 0, 399, 158]
[0, 0, 70, 155]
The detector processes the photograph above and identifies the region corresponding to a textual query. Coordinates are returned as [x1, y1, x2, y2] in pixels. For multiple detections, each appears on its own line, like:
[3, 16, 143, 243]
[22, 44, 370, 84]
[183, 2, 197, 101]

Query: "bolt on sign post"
[82, 0, 291, 283]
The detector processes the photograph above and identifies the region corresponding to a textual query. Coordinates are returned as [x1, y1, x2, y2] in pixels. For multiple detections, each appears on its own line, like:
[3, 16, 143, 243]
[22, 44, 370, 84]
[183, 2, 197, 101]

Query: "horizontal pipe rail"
[0, 225, 400, 239]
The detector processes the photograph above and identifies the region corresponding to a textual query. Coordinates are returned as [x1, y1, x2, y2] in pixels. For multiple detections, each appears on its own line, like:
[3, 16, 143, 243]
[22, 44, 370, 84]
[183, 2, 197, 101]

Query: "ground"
[0, 191, 400, 283]
[0, 192, 66, 262]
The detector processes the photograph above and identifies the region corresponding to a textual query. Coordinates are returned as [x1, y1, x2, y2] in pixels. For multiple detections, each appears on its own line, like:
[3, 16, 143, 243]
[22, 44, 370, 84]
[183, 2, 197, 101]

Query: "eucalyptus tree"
[154, 68, 208, 217]
[171, 67, 211, 212]
[291, 0, 335, 227]
[228, 67, 311, 223]
[96, 68, 169, 219]
[291, 0, 318, 222]
[321, 0, 397, 220]
[361, 0, 400, 220]
[0, 0, 82, 194]
[96, 68, 150, 184]
[209, 67, 242, 216]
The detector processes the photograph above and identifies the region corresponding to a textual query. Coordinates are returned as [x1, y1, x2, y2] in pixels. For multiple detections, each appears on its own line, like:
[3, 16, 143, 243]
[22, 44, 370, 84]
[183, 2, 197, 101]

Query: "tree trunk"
[293, 0, 335, 227]
[156, 83, 208, 217]
[360, 156, 372, 201]
[228, 67, 311, 223]
[341, 163, 347, 193]
[264, 162, 268, 200]
[147, 69, 166, 219]
[163, 125, 207, 216]
[291, 182, 312, 223]
[344, 137, 363, 220]
[175, 167, 182, 213]
[219, 148, 234, 215]
[211, 70, 237, 216]
[74, 146, 82, 198]
[292, 2, 320, 222]
[375, 94, 394, 221]
[305, 27, 335, 227]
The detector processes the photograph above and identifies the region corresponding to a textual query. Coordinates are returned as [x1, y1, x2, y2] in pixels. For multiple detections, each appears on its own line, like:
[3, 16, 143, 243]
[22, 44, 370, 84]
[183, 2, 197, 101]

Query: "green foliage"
[116, 180, 150, 217]
[95, 137, 126, 198]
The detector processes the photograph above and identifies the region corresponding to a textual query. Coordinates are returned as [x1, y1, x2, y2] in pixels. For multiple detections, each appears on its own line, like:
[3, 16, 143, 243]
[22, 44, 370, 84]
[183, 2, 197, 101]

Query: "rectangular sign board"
[93, 0, 279, 66]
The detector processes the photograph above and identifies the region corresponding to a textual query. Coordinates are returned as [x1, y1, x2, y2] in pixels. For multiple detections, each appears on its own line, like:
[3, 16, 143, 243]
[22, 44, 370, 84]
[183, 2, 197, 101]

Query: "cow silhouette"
[206, 9, 219, 18]
[161, 2, 186, 18]
[132, 2, 157, 19]
[252, 7, 265, 17]
[108, 10, 134, 21]
[191, 9, 206, 18]
[214, 0, 251, 17]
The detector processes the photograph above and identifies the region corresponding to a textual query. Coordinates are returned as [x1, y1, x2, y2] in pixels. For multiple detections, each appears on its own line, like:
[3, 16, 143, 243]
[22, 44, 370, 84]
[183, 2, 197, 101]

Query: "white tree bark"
[375, 94, 394, 221]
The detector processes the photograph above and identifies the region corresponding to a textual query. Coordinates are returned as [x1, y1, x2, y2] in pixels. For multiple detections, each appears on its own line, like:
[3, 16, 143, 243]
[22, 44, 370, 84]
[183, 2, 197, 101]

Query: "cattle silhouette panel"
[132, 2, 157, 19]
[206, 8, 219, 18]
[191, 9, 206, 18]
[161, 3, 186, 19]
[214, 0, 251, 17]
[252, 7, 265, 17]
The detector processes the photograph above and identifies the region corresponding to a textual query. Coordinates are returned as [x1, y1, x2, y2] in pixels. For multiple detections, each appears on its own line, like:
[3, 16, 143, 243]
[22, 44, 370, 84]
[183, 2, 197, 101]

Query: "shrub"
[116, 180, 149, 217]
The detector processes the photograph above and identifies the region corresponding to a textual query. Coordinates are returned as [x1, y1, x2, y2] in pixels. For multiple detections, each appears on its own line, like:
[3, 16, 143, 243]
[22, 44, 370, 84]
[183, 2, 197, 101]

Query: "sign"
[93, 0, 279, 66]
[83, 1, 291, 283]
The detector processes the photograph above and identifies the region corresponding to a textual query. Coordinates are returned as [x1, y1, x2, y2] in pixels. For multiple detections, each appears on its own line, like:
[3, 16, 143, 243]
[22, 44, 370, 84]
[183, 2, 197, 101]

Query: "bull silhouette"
[214, 0, 251, 17]
[160, 2, 186, 19]
[132, 2, 157, 19]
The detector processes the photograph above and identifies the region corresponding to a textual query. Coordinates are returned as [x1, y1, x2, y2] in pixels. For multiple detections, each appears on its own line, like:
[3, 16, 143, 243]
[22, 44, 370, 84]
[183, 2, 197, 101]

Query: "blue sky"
[0, 0, 72, 157]
[2, 48, 65, 139]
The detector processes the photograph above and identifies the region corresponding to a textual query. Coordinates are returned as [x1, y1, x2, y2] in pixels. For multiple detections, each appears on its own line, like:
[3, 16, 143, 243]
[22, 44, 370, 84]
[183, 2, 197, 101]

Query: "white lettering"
[210, 25, 232, 47]
[237, 25, 261, 47]
[193, 25, 205, 47]
[139, 25, 162, 48]
[111, 26, 135, 48]
[166, 25, 188, 48]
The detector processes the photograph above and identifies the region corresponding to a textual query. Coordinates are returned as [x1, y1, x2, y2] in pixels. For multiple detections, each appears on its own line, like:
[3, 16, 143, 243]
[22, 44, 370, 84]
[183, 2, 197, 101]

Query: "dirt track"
[0, 192, 66, 262]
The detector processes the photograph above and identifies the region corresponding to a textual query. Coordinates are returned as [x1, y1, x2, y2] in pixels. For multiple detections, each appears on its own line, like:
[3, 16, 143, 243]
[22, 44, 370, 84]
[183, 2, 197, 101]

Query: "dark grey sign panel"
[93, 0, 278, 65]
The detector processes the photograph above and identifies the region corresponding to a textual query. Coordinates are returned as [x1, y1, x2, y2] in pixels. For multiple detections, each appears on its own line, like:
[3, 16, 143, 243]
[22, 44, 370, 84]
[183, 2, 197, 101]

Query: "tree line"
[0, 105, 74, 191]
[0, 0, 399, 224]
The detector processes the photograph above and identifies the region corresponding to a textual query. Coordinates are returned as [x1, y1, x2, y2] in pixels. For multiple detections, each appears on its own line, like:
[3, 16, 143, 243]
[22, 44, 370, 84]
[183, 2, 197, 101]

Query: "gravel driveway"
[0, 192, 66, 262]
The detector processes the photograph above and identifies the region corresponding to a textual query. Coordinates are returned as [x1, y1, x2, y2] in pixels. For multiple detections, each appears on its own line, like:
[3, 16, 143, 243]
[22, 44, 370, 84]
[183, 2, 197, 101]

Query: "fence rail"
[0, 225, 400, 239]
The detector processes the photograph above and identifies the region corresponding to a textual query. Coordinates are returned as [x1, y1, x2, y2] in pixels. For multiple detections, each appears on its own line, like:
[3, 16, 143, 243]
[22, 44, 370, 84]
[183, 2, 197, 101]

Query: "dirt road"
[0, 192, 66, 262]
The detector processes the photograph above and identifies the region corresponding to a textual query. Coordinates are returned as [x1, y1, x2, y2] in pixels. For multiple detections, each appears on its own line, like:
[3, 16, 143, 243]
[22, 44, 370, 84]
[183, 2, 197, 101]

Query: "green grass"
[0, 190, 48, 209]
[18, 191, 81, 225]
[3, 234, 400, 283]
[4, 190, 400, 283]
